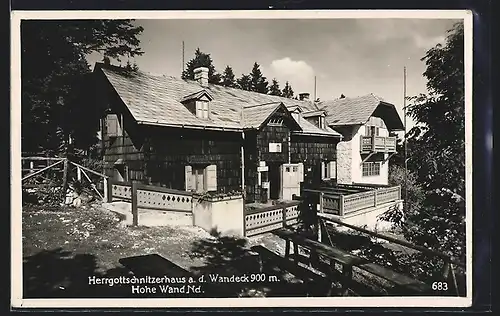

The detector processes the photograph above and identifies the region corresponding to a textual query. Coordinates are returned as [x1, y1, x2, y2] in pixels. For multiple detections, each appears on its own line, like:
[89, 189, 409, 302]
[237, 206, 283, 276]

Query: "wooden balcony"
[360, 135, 397, 153]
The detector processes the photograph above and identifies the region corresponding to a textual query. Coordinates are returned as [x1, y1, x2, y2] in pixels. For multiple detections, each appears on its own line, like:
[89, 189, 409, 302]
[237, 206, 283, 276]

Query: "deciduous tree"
[403, 22, 466, 265]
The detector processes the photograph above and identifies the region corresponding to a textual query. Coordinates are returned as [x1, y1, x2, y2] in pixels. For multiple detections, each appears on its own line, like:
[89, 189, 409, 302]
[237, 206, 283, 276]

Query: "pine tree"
[181, 48, 221, 84]
[281, 81, 294, 98]
[268, 78, 282, 96]
[249, 62, 268, 93]
[237, 74, 252, 91]
[221, 65, 237, 88]
[21, 19, 144, 155]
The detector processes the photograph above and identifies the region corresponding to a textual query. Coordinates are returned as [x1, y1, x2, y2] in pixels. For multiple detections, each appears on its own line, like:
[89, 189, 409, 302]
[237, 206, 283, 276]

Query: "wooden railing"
[107, 180, 194, 226]
[360, 135, 397, 153]
[244, 201, 300, 237]
[321, 185, 401, 216]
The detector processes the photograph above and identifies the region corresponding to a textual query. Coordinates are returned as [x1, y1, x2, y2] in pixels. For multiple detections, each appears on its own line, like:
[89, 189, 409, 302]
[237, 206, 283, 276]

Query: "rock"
[73, 197, 82, 207]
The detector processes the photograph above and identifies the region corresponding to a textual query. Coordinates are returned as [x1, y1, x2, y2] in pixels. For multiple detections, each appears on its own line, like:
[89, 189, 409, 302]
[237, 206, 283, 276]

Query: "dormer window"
[303, 110, 327, 129]
[181, 89, 214, 120]
[319, 116, 325, 129]
[196, 99, 209, 119]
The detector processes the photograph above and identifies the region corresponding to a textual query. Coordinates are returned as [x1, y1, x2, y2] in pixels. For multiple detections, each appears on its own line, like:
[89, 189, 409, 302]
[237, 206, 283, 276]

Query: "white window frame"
[196, 100, 209, 119]
[321, 161, 337, 180]
[362, 162, 381, 177]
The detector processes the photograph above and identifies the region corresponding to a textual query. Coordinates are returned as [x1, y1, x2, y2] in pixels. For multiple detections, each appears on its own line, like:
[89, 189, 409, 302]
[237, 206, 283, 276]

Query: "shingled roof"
[95, 63, 340, 137]
[317, 94, 404, 131]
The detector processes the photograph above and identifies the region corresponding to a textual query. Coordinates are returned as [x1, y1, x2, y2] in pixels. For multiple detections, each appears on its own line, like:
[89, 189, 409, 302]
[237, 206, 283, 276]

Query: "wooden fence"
[22, 156, 109, 202]
[244, 201, 300, 237]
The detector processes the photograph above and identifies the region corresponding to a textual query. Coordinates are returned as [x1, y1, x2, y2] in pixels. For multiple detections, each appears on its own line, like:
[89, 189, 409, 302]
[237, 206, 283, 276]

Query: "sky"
[87, 18, 462, 131]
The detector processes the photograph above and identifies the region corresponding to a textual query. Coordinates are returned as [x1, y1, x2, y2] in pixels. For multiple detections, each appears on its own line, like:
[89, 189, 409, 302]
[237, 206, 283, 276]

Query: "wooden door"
[280, 163, 301, 200]
[194, 168, 204, 193]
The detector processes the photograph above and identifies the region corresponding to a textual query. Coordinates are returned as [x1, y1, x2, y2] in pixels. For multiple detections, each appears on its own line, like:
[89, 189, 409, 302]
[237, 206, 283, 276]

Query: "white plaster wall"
[351, 122, 389, 185]
[328, 200, 403, 232]
[192, 196, 245, 237]
[350, 126, 362, 184]
[210, 197, 244, 237]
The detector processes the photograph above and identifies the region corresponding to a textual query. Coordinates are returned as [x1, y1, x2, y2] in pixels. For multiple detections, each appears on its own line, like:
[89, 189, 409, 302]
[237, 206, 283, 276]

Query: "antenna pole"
[403, 66, 408, 210]
[182, 41, 185, 72]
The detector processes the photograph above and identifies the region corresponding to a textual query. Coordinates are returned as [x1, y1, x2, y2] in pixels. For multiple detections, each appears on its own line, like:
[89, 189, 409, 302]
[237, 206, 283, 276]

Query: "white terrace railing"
[321, 185, 401, 216]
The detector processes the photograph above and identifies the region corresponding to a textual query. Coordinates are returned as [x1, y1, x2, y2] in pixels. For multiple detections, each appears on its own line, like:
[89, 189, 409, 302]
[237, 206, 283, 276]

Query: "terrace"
[302, 182, 402, 217]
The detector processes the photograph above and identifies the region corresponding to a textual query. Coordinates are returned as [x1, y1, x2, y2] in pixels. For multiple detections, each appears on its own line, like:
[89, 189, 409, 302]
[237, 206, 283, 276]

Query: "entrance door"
[280, 163, 301, 200]
[268, 162, 281, 200]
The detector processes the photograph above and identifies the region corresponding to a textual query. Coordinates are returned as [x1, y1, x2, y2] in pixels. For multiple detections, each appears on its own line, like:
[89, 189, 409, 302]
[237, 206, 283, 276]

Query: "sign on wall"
[269, 142, 282, 153]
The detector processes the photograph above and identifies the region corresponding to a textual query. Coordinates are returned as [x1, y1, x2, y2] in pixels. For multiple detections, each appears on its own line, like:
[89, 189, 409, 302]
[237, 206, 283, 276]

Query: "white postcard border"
[11, 9, 474, 309]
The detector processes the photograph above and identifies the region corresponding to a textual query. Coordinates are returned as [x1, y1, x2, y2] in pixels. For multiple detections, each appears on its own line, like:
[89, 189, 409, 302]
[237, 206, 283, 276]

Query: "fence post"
[282, 205, 287, 228]
[339, 195, 344, 216]
[374, 190, 378, 207]
[104, 177, 109, 202]
[131, 181, 138, 226]
[62, 158, 69, 198]
[319, 192, 324, 213]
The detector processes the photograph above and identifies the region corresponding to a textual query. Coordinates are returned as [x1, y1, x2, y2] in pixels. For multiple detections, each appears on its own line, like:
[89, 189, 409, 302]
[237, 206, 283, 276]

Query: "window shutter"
[106, 114, 121, 137]
[298, 163, 304, 182]
[329, 161, 336, 179]
[185, 165, 193, 191]
[204, 164, 217, 192]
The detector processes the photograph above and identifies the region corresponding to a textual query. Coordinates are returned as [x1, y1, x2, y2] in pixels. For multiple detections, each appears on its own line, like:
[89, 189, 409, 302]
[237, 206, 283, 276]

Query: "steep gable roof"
[96, 64, 323, 132]
[317, 94, 404, 131]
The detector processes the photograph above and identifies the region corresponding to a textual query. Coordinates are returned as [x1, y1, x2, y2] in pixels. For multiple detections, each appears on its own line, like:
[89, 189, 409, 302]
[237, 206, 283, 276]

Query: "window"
[185, 164, 217, 192]
[362, 162, 381, 177]
[365, 125, 379, 136]
[268, 117, 284, 126]
[319, 116, 325, 129]
[269, 142, 282, 153]
[196, 100, 209, 119]
[106, 114, 122, 137]
[321, 161, 337, 180]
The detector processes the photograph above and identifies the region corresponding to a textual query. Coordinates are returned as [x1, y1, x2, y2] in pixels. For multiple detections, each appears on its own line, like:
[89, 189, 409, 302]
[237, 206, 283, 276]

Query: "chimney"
[299, 93, 310, 101]
[194, 67, 209, 87]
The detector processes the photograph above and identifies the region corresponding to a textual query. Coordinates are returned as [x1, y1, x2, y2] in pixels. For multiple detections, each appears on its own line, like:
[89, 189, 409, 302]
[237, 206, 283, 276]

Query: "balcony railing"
[360, 135, 397, 153]
[321, 185, 401, 216]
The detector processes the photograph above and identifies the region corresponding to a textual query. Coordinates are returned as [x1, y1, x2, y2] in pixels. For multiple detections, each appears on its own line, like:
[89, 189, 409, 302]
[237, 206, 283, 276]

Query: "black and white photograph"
[11, 10, 473, 308]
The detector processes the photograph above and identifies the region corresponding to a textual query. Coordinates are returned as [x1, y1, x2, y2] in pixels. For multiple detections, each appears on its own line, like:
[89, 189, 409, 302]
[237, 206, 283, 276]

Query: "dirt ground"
[22, 202, 314, 298]
[22, 201, 445, 299]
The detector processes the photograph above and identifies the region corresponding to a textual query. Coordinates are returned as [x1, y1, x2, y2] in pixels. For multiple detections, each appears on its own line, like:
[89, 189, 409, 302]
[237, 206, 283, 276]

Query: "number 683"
[431, 282, 448, 291]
